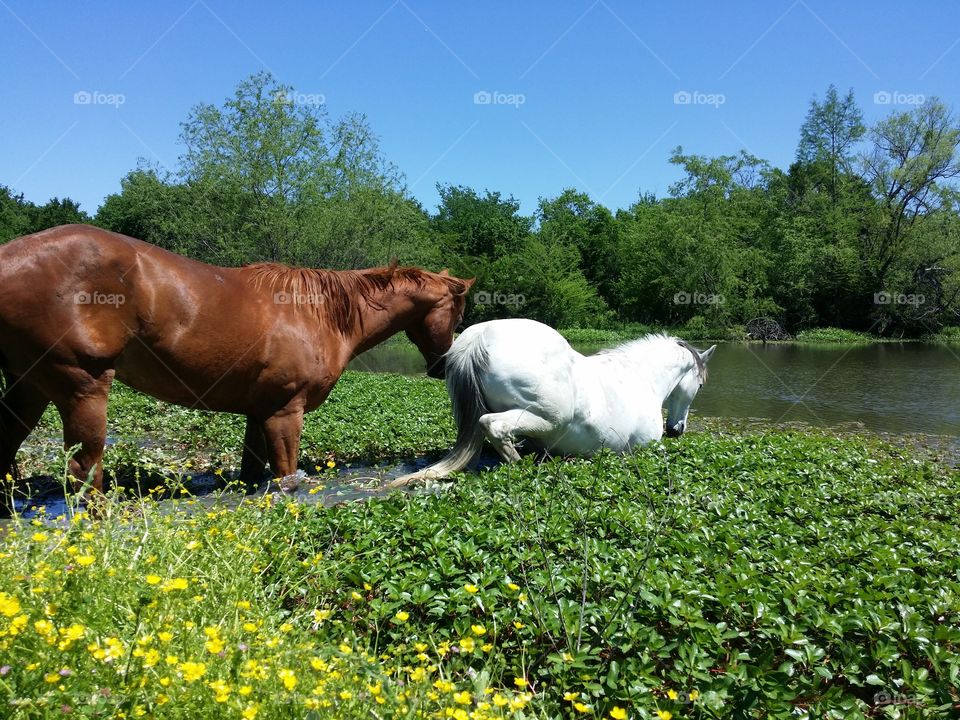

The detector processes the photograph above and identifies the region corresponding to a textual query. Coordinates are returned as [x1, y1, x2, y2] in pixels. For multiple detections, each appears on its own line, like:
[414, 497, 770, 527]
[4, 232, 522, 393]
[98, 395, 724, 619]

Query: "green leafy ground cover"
[2, 373, 959, 718]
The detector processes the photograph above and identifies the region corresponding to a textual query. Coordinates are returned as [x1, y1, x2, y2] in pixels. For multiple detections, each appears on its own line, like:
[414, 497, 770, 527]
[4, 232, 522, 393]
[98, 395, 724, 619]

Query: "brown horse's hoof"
[82, 491, 108, 520]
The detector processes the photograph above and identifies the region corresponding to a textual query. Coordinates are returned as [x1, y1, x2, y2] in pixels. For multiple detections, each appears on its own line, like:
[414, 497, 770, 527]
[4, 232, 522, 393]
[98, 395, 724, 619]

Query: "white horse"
[391, 318, 715, 485]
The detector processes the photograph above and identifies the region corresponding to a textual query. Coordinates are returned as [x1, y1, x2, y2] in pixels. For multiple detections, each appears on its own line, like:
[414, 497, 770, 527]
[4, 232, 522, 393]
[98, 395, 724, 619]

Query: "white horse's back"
[458, 319, 579, 417]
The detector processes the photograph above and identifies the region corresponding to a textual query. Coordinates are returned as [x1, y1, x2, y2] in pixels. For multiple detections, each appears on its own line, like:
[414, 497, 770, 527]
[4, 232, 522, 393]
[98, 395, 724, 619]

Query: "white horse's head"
[664, 341, 716, 437]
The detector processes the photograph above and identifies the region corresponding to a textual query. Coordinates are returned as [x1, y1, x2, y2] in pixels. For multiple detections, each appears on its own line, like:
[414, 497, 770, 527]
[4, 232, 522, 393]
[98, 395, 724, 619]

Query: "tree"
[179, 71, 405, 263]
[858, 98, 960, 329]
[536, 189, 620, 306]
[797, 85, 865, 204]
[854, 99, 960, 332]
[0, 186, 88, 243]
[0, 186, 30, 242]
[432, 184, 532, 259]
[99, 73, 421, 270]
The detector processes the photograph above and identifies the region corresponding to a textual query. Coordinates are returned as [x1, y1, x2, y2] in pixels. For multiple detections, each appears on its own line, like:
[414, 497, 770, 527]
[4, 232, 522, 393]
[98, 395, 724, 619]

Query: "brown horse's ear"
[458, 277, 476, 294]
[439, 269, 450, 276]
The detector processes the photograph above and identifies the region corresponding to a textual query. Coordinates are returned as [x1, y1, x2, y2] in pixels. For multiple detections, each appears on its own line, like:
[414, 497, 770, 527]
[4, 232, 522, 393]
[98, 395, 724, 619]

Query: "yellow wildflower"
[208, 679, 231, 702]
[63, 623, 85, 641]
[0, 593, 21, 617]
[160, 578, 188, 592]
[178, 661, 207, 682]
[279, 668, 297, 691]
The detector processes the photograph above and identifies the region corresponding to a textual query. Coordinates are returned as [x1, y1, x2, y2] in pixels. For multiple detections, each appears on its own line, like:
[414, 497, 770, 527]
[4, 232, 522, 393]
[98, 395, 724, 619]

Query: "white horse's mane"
[596, 332, 706, 380]
[595, 332, 679, 357]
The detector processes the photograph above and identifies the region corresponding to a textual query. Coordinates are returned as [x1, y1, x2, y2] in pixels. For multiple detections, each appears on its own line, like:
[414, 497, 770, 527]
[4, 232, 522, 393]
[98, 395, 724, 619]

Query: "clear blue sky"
[3, 0, 959, 217]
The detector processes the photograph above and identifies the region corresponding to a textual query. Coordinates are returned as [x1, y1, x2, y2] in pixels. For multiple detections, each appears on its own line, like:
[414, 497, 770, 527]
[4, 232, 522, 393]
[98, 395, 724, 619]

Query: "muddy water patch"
[5, 451, 501, 525]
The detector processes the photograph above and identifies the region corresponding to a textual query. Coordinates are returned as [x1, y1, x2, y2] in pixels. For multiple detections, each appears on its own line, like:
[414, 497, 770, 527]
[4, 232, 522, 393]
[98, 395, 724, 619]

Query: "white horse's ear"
[700, 345, 717, 363]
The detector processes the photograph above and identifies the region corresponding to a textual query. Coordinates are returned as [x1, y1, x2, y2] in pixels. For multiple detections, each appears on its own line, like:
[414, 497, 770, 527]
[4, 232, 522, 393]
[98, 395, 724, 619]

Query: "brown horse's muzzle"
[426, 356, 446, 379]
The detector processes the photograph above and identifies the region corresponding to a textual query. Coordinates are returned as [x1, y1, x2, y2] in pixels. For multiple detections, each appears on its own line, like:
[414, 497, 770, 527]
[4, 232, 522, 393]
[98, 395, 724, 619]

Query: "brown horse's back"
[0, 225, 322, 412]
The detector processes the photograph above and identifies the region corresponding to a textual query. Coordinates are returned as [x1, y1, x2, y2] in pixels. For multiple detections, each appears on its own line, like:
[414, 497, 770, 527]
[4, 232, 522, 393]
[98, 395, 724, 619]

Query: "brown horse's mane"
[244, 262, 435, 335]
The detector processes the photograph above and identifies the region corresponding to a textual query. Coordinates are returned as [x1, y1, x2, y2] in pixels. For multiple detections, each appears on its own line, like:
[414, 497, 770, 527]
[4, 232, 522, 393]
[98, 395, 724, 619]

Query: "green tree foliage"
[797, 84, 865, 205]
[616, 149, 779, 334]
[859, 99, 960, 332]
[6, 78, 960, 336]
[98, 72, 424, 269]
[537, 189, 620, 304]
[0, 185, 89, 242]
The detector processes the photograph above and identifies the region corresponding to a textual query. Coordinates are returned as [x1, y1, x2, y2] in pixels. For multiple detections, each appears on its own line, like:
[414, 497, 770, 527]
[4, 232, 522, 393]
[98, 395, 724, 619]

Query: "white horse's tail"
[388, 333, 489, 487]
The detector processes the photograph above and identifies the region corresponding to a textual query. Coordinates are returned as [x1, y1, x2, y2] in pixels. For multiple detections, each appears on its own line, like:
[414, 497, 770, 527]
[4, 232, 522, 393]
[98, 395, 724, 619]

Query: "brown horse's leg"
[0, 377, 51, 504]
[262, 409, 305, 481]
[239, 415, 268, 492]
[55, 371, 114, 496]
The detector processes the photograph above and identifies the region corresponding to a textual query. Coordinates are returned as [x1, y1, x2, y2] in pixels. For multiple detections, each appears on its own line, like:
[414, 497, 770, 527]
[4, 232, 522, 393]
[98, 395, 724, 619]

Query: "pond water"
[350, 339, 960, 439]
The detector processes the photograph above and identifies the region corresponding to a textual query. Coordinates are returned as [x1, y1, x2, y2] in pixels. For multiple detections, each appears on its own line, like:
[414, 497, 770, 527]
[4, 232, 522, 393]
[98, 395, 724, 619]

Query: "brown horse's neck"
[344, 280, 427, 358]
[244, 263, 433, 365]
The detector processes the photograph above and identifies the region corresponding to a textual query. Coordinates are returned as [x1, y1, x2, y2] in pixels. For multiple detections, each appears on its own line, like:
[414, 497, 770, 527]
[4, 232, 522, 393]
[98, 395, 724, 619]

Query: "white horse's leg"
[479, 409, 556, 463]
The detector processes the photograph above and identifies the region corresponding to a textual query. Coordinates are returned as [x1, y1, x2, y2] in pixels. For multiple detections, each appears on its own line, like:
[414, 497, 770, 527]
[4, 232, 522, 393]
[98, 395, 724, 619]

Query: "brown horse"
[0, 224, 472, 500]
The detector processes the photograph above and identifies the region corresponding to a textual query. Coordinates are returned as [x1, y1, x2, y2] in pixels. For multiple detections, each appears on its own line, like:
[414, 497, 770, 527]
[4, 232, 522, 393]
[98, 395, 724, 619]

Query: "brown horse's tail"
[388, 334, 489, 487]
[0, 358, 20, 486]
